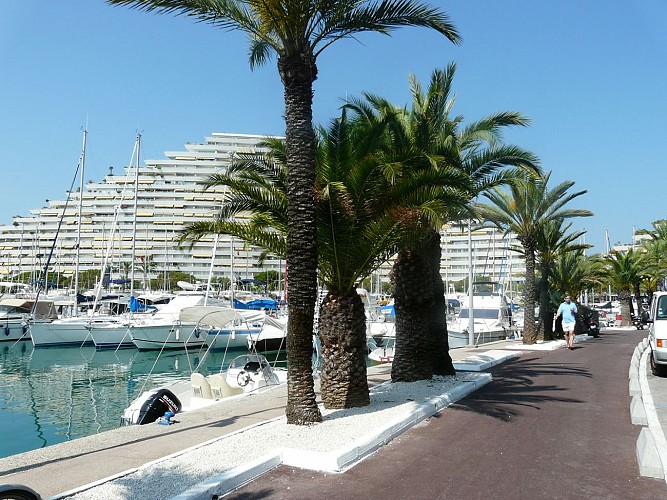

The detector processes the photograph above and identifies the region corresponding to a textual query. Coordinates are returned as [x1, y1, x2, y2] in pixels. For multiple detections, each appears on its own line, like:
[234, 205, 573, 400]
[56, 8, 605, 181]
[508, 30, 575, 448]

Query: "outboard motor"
[121, 389, 182, 426]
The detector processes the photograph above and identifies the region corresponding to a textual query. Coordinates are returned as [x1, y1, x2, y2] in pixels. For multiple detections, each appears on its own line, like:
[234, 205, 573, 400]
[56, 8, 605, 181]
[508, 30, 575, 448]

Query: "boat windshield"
[458, 308, 500, 319]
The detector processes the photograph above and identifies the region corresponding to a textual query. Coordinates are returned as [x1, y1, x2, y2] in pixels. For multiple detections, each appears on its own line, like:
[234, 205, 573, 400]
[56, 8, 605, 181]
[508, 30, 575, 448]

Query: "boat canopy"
[179, 306, 264, 327]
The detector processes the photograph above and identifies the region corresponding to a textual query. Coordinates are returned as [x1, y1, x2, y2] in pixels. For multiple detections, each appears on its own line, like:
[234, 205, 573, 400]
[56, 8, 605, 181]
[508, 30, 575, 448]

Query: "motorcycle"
[582, 307, 600, 338]
[587, 317, 600, 337]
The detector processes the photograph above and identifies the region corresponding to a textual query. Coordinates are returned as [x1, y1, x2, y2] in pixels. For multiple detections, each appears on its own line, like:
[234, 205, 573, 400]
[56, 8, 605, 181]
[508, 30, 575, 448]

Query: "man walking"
[556, 295, 577, 349]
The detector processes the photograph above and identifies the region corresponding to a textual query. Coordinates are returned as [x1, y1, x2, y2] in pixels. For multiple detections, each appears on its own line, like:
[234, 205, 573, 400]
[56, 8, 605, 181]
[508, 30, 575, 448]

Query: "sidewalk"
[1, 331, 665, 499]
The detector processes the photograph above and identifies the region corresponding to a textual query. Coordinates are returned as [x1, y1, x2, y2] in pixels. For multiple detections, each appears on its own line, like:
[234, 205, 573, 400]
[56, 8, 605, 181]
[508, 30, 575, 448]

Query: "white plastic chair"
[208, 373, 243, 399]
[191, 372, 213, 399]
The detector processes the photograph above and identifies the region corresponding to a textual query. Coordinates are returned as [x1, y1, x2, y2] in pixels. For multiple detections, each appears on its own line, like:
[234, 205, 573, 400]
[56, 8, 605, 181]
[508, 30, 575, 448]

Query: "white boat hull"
[0, 318, 31, 342]
[30, 317, 121, 347]
[88, 322, 135, 349]
[204, 326, 261, 350]
[131, 322, 207, 350]
[447, 325, 508, 349]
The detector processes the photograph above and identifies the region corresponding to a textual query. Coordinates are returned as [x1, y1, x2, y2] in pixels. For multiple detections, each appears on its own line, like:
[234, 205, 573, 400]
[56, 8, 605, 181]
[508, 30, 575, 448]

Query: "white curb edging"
[637, 346, 667, 482]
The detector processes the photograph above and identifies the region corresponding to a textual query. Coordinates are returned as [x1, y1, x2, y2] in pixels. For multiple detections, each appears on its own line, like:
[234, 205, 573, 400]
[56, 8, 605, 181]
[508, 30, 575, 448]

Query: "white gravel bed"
[63, 372, 488, 500]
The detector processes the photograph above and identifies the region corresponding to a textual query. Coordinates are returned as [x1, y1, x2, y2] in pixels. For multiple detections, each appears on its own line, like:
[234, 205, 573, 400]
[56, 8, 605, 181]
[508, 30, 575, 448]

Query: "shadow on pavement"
[449, 357, 588, 422]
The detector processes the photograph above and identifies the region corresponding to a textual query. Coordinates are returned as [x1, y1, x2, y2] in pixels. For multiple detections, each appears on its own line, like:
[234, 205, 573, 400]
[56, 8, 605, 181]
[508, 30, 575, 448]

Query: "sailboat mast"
[130, 133, 140, 296]
[73, 128, 87, 316]
[468, 219, 475, 346]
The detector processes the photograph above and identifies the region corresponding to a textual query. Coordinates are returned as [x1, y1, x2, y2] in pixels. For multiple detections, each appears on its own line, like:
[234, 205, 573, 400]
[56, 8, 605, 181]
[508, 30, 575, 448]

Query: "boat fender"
[237, 370, 251, 387]
[194, 328, 200, 339]
[157, 411, 177, 425]
[4, 325, 9, 336]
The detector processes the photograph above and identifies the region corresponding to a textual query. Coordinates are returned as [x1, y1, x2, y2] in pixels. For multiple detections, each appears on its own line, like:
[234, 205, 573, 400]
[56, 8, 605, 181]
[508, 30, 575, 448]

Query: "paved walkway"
[0, 329, 665, 499]
[230, 329, 667, 499]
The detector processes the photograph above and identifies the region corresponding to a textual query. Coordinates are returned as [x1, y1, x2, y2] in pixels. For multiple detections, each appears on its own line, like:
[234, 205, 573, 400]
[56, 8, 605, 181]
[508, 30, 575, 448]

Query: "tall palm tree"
[476, 172, 592, 344]
[349, 64, 539, 380]
[535, 219, 588, 340]
[108, 0, 460, 424]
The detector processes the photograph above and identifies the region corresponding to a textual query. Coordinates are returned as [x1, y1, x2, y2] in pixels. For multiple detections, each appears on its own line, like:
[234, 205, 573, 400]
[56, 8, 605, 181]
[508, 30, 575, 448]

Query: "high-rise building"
[0, 132, 525, 295]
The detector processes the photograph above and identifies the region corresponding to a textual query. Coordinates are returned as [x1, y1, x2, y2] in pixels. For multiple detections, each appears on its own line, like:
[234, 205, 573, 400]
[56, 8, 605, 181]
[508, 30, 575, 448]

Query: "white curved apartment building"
[0, 131, 525, 294]
[0, 132, 283, 291]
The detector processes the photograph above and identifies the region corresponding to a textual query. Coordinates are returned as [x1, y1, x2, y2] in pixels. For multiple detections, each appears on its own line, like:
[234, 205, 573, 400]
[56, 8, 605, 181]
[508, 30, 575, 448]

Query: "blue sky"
[1, 0, 666, 255]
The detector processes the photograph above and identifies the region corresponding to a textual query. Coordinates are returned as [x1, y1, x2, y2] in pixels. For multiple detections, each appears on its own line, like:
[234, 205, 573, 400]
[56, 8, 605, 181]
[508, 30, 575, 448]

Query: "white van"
[648, 291, 667, 376]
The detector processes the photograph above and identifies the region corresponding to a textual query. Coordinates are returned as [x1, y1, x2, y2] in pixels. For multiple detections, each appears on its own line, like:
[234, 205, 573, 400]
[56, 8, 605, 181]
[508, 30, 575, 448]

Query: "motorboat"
[447, 283, 512, 348]
[180, 306, 266, 351]
[121, 352, 287, 425]
[126, 293, 229, 351]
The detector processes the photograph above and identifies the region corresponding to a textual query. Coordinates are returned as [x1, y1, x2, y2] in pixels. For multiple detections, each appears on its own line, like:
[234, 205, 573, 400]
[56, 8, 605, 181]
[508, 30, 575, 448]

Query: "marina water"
[0, 342, 286, 459]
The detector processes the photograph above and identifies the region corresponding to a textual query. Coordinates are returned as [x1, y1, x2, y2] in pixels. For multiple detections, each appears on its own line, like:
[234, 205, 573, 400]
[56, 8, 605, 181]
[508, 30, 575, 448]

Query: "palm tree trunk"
[318, 290, 370, 408]
[537, 262, 552, 341]
[426, 230, 455, 375]
[279, 54, 321, 425]
[619, 289, 632, 326]
[522, 244, 538, 344]
[391, 248, 434, 382]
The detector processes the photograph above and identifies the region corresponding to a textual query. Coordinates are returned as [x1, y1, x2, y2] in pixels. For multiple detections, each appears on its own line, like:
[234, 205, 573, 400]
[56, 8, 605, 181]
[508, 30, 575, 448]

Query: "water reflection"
[0, 343, 286, 459]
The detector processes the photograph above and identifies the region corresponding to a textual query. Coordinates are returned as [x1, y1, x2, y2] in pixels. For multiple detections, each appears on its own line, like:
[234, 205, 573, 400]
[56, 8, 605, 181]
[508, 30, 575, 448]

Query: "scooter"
[588, 317, 600, 337]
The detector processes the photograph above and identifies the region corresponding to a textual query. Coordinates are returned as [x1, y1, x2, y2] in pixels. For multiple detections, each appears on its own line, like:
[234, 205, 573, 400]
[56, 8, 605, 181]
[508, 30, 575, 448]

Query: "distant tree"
[604, 249, 646, 326]
[535, 220, 588, 340]
[477, 172, 592, 344]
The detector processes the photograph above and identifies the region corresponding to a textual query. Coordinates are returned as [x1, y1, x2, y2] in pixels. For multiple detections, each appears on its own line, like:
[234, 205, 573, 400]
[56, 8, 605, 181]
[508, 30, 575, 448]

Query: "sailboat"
[31, 132, 138, 347]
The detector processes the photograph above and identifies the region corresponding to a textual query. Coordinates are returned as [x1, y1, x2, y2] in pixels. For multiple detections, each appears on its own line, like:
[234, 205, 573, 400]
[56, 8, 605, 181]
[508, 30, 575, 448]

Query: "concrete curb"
[169, 454, 283, 500]
[634, 342, 667, 481]
[453, 350, 521, 371]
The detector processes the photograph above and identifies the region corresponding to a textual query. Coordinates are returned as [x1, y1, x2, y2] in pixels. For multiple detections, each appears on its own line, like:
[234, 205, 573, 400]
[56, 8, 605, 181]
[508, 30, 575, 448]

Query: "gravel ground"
[63, 372, 487, 500]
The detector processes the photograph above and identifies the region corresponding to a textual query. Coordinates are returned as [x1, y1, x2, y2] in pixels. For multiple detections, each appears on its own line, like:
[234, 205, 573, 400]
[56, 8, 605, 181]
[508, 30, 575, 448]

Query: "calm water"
[0, 342, 286, 459]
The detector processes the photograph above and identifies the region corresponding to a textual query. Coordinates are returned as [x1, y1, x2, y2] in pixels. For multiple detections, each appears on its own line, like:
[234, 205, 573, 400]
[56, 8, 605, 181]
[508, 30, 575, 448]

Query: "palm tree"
[181, 112, 470, 407]
[476, 172, 592, 344]
[550, 250, 606, 334]
[604, 249, 646, 326]
[535, 220, 588, 340]
[642, 238, 667, 302]
[108, 0, 460, 425]
[349, 64, 539, 380]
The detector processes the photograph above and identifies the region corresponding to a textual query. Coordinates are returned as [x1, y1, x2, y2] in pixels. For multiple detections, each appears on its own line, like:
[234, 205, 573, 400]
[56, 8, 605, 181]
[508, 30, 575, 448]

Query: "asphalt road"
[228, 330, 666, 499]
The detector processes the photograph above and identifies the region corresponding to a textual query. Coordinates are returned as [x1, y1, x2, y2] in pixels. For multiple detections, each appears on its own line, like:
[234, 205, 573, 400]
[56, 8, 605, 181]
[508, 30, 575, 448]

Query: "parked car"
[647, 291, 667, 377]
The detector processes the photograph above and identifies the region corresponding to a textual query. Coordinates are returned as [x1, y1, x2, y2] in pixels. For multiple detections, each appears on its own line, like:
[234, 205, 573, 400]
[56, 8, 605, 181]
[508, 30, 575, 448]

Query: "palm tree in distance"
[107, 0, 460, 424]
[604, 249, 646, 327]
[535, 219, 588, 340]
[476, 172, 592, 344]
